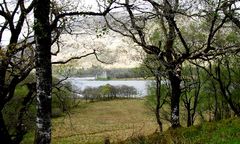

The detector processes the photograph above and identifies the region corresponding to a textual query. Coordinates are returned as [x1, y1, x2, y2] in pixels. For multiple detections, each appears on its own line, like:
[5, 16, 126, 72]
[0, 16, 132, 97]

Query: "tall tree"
[104, 0, 240, 128]
[181, 65, 202, 126]
[0, 0, 114, 143]
[0, 0, 35, 143]
[34, 0, 52, 143]
[104, 0, 183, 128]
[33, 0, 114, 143]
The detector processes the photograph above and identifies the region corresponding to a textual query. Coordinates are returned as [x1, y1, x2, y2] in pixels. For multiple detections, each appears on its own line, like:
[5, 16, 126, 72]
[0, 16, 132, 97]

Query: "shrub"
[82, 84, 138, 101]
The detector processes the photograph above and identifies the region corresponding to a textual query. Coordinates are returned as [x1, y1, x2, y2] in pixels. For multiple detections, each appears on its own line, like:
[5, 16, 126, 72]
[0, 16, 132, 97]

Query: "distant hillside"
[52, 12, 145, 69]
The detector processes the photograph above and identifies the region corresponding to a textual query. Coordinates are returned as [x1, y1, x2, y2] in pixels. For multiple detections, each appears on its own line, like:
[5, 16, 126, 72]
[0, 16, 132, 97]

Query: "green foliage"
[3, 85, 35, 134]
[132, 66, 154, 79]
[145, 83, 156, 110]
[226, 31, 240, 43]
[52, 77, 74, 117]
[200, 55, 240, 119]
[145, 81, 169, 111]
[82, 84, 138, 101]
[136, 54, 163, 80]
[149, 30, 161, 47]
[3, 74, 75, 136]
[100, 84, 112, 96]
[14, 85, 29, 97]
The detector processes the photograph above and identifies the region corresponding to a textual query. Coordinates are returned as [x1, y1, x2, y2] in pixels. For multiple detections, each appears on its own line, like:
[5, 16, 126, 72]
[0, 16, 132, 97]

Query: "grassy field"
[52, 99, 161, 143]
[22, 99, 240, 144]
[23, 99, 164, 144]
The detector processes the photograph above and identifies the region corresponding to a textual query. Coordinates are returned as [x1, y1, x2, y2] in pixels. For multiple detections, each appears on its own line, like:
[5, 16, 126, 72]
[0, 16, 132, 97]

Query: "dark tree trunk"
[34, 0, 52, 143]
[0, 60, 12, 144]
[186, 103, 191, 127]
[212, 81, 221, 121]
[191, 71, 200, 125]
[0, 63, 7, 108]
[183, 97, 193, 127]
[0, 111, 12, 144]
[162, 0, 181, 128]
[169, 70, 181, 128]
[155, 76, 163, 132]
[13, 83, 36, 144]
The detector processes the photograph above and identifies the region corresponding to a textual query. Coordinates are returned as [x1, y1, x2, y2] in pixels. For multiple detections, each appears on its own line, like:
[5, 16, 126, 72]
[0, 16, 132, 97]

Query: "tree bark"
[186, 103, 191, 127]
[0, 63, 7, 109]
[155, 76, 163, 132]
[0, 111, 12, 144]
[34, 0, 52, 143]
[169, 70, 181, 128]
[212, 81, 220, 121]
[0, 60, 12, 144]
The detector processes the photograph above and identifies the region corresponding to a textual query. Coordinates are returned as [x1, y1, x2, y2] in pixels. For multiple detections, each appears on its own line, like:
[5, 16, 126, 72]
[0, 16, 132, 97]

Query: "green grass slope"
[122, 118, 240, 144]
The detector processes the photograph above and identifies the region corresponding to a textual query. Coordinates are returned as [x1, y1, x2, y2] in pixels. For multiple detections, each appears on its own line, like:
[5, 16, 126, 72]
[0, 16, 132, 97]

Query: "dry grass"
[51, 99, 164, 143]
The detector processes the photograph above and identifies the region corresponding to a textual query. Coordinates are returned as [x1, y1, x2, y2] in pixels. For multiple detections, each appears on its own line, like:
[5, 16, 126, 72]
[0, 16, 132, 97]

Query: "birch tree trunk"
[34, 0, 52, 143]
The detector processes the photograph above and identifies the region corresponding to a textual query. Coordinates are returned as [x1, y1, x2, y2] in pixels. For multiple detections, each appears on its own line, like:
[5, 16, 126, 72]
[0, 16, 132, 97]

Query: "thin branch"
[50, 1, 115, 31]
[52, 51, 96, 64]
[52, 49, 112, 65]
[52, 77, 69, 88]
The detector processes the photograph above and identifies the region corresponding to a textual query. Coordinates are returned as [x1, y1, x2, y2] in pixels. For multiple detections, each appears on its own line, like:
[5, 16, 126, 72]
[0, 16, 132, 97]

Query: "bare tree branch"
[50, 1, 115, 31]
[52, 49, 112, 65]
[52, 50, 96, 64]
